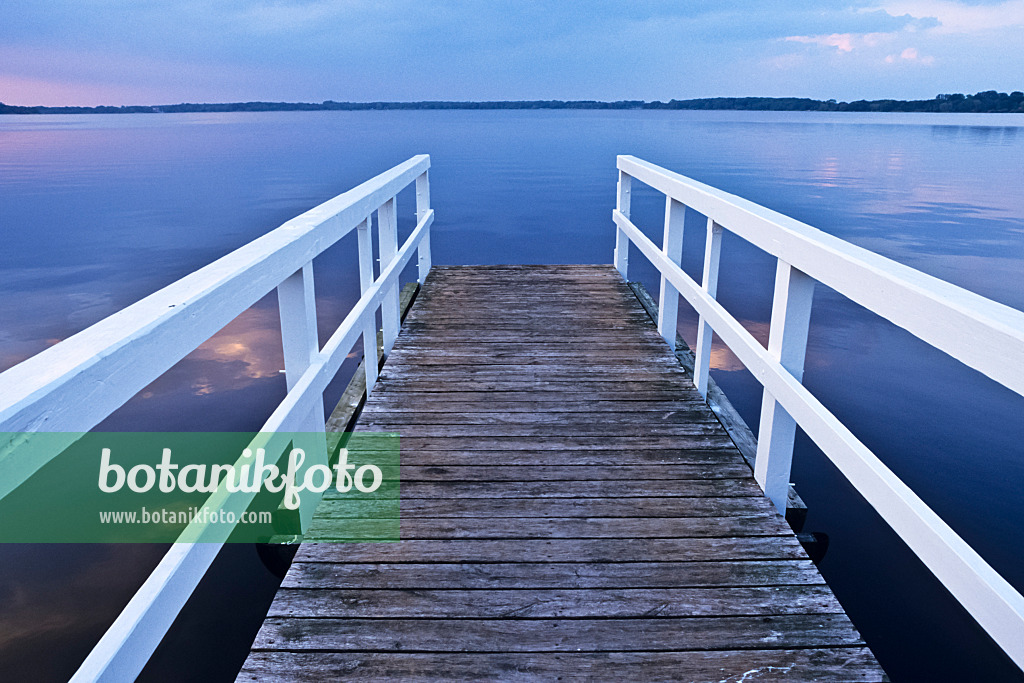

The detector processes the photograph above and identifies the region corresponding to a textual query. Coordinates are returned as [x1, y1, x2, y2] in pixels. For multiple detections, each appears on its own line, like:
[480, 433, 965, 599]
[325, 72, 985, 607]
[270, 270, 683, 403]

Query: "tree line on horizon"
[1, 90, 1022, 115]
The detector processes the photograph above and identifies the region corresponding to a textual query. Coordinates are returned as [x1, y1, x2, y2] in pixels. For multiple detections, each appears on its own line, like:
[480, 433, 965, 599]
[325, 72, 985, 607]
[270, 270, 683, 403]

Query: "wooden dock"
[239, 264, 885, 681]
[16, 154, 1014, 680]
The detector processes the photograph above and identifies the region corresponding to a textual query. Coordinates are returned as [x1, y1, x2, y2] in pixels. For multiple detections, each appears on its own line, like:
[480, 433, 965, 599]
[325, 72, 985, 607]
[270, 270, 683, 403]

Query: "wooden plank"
[352, 424, 726, 438]
[376, 364, 690, 377]
[391, 332, 669, 343]
[358, 409, 718, 425]
[408, 296, 642, 305]
[408, 295, 644, 305]
[372, 379, 710, 392]
[400, 321, 655, 331]
[251, 614, 866, 651]
[391, 463, 754, 480]
[361, 435, 740, 450]
[422, 276, 623, 284]
[360, 400, 709, 413]
[406, 305, 650, 315]
[303, 516, 793, 539]
[405, 313, 654, 322]
[425, 268, 620, 275]
[388, 346, 676, 357]
[351, 479, 763, 499]
[293, 537, 809, 563]
[425, 270, 619, 278]
[387, 449, 745, 466]
[266, 585, 846, 618]
[312, 496, 777, 518]
[401, 319, 655, 329]
[429, 264, 616, 270]
[280, 559, 827, 589]
[239, 649, 886, 682]
[410, 296, 643, 307]
[368, 388, 706, 400]
[415, 279, 626, 287]
[382, 356, 686, 368]
[413, 291, 642, 302]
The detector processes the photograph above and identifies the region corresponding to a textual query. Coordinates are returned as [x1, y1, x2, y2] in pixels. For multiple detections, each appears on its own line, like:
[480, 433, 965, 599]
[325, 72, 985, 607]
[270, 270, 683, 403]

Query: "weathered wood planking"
[239, 265, 885, 682]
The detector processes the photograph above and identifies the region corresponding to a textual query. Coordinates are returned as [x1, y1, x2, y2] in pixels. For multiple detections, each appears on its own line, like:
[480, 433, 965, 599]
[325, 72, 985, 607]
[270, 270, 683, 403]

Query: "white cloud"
[786, 33, 856, 52]
[880, 0, 1024, 33]
[885, 46, 936, 63]
[784, 30, 899, 53]
[784, 13, 948, 67]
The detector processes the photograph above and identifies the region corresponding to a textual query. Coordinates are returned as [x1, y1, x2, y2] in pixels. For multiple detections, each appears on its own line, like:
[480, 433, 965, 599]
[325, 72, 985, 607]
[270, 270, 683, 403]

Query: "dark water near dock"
[1, 110, 1023, 681]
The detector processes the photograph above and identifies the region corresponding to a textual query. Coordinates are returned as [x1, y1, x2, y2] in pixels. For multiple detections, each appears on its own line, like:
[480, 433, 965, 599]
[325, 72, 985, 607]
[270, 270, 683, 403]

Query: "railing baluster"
[277, 262, 320, 395]
[754, 259, 815, 512]
[611, 155, 1024, 670]
[19, 155, 434, 683]
[694, 218, 723, 397]
[378, 197, 400, 355]
[276, 262, 328, 530]
[416, 171, 432, 283]
[356, 217, 379, 392]
[613, 170, 631, 278]
[657, 197, 686, 349]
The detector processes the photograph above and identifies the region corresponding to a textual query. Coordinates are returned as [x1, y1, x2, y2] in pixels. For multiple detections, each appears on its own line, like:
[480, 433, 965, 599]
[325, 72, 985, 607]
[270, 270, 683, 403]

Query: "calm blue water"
[1, 110, 1023, 681]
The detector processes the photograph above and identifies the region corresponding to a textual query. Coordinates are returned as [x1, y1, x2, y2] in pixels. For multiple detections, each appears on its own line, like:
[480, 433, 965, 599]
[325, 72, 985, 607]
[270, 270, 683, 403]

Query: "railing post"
[276, 262, 328, 530]
[694, 218, 723, 396]
[356, 217, 379, 393]
[378, 197, 400, 355]
[613, 169, 631, 278]
[755, 259, 815, 512]
[416, 171, 431, 283]
[278, 262, 320, 396]
[657, 197, 686, 349]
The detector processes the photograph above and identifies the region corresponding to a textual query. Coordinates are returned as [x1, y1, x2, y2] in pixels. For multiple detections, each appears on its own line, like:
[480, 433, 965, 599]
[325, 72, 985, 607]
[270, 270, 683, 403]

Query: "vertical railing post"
[755, 259, 815, 512]
[278, 262, 321, 400]
[378, 197, 400, 356]
[613, 168, 631, 278]
[694, 218, 723, 397]
[276, 261, 327, 530]
[356, 216, 379, 393]
[657, 197, 686, 349]
[416, 171, 431, 283]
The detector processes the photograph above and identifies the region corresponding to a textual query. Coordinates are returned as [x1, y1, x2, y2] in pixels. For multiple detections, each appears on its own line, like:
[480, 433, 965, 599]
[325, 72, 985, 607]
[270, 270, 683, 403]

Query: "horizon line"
[2, 90, 1022, 114]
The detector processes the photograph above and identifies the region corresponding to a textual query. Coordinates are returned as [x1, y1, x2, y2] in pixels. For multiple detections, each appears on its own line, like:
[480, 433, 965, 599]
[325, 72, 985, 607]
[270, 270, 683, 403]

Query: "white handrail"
[618, 155, 1024, 396]
[0, 155, 431, 681]
[72, 206, 434, 683]
[612, 155, 1024, 671]
[0, 155, 429, 498]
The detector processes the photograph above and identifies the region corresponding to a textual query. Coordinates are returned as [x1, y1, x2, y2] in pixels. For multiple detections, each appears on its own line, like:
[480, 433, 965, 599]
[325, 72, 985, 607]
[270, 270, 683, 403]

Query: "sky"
[1, 0, 1022, 106]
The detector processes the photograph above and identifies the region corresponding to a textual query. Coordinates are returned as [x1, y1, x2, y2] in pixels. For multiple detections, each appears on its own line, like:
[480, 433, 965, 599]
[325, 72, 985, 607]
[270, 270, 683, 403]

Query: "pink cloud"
[884, 46, 935, 65]
[783, 31, 896, 54]
[785, 33, 855, 52]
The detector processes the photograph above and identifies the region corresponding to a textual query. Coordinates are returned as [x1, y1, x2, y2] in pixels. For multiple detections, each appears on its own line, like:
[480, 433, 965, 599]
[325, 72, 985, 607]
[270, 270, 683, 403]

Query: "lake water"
[1, 110, 1023, 681]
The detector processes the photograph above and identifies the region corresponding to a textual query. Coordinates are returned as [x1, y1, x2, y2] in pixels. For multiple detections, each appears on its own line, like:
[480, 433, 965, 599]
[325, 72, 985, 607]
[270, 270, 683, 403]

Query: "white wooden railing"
[0, 155, 433, 681]
[612, 154, 1024, 671]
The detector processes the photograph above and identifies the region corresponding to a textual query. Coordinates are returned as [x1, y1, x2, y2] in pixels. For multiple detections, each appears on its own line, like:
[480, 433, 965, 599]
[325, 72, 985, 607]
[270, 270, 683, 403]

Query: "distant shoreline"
[2, 90, 1022, 115]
